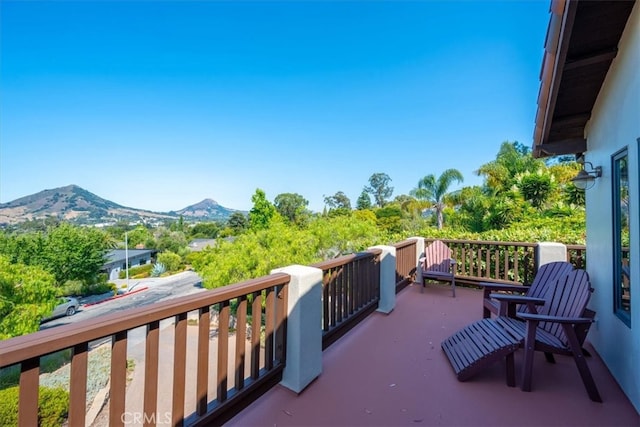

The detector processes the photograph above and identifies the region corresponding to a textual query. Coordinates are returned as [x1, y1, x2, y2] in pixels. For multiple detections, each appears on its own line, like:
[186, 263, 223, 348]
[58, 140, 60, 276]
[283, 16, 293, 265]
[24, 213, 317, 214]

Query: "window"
[612, 148, 630, 327]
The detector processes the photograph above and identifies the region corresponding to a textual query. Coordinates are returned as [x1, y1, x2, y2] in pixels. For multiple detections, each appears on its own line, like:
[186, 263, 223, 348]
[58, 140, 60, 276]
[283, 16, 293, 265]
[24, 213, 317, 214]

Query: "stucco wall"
[583, 2, 639, 412]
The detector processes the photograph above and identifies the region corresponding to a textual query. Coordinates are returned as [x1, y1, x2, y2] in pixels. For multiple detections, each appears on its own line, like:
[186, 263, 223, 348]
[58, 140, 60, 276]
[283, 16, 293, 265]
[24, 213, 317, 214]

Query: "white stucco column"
[536, 242, 567, 267]
[368, 245, 396, 314]
[407, 237, 426, 283]
[270, 265, 323, 393]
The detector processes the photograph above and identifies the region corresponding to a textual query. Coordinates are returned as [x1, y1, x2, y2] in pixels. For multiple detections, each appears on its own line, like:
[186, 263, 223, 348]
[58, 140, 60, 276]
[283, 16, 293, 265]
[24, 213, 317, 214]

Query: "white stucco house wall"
[533, 0, 639, 412]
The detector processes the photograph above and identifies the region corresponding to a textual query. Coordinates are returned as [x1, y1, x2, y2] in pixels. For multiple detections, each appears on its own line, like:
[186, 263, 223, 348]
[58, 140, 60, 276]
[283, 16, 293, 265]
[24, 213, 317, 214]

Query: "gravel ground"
[39, 344, 111, 413]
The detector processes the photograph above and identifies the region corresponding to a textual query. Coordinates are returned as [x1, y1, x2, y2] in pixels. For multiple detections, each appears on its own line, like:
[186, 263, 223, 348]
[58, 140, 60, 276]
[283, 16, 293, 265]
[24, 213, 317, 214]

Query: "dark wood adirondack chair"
[496, 269, 600, 401]
[481, 261, 575, 318]
[442, 269, 601, 402]
[420, 240, 456, 297]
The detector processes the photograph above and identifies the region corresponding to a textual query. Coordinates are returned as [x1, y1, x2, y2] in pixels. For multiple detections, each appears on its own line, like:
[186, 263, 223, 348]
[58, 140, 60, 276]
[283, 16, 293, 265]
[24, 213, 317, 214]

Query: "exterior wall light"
[572, 158, 602, 190]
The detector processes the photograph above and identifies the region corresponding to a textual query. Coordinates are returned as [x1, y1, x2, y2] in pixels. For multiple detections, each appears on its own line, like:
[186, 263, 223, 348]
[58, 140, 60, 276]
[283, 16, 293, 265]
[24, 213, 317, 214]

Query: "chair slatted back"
[518, 261, 575, 314]
[423, 240, 453, 273]
[538, 269, 592, 346]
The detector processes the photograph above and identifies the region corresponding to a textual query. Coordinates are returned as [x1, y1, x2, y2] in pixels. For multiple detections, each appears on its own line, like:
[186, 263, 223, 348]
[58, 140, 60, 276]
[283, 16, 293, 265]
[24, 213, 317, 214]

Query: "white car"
[43, 297, 80, 321]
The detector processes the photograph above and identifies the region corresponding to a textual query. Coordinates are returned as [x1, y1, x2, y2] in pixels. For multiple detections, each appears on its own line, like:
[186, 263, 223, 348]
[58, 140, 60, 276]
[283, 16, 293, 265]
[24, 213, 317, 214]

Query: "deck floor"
[228, 283, 640, 426]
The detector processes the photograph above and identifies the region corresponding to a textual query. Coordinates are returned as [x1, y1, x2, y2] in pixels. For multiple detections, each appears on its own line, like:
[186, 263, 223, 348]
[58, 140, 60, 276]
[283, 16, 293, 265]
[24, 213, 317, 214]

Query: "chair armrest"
[450, 259, 457, 265]
[517, 312, 594, 324]
[490, 294, 545, 305]
[491, 294, 545, 317]
[482, 283, 529, 296]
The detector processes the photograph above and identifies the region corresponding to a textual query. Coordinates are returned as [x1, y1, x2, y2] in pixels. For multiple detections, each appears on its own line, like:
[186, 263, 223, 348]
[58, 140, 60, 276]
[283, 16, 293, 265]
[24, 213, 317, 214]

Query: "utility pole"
[125, 231, 130, 292]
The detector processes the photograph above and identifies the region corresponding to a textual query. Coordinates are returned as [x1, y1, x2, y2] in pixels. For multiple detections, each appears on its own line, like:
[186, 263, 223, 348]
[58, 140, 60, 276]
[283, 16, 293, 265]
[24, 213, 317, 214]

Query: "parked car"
[42, 297, 80, 322]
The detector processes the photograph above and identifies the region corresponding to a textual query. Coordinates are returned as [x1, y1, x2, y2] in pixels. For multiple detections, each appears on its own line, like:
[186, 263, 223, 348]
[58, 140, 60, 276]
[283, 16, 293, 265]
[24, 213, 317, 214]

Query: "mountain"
[173, 198, 238, 220]
[0, 185, 242, 226]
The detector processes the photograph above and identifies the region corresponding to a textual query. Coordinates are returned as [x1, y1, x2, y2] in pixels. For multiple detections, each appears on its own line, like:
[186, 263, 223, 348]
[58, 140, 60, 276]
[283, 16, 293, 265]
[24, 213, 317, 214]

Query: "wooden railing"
[0, 274, 290, 427]
[566, 244, 587, 269]
[424, 239, 538, 286]
[0, 238, 596, 426]
[313, 249, 381, 350]
[393, 239, 418, 292]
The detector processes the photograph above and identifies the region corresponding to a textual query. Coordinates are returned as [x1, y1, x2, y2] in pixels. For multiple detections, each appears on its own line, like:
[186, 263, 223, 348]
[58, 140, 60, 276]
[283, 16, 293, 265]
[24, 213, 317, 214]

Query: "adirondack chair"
[419, 240, 456, 297]
[442, 269, 601, 402]
[496, 269, 600, 401]
[481, 261, 575, 318]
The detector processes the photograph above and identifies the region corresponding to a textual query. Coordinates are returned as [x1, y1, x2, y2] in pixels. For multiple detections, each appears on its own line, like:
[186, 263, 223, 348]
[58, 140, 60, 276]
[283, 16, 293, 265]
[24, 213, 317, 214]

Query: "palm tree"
[411, 169, 464, 229]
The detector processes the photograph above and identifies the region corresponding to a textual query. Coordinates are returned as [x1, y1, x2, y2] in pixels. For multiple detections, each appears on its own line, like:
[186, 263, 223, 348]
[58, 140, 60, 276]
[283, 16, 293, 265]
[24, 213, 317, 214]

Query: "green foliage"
[126, 225, 156, 248]
[375, 205, 405, 234]
[155, 228, 188, 254]
[324, 191, 352, 212]
[516, 170, 555, 209]
[0, 386, 69, 427]
[365, 173, 393, 207]
[39, 223, 111, 285]
[274, 193, 310, 226]
[119, 263, 154, 279]
[0, 255, 59, 339]
[157, 251, 182, 272]
[411, 168, 463, 230]
[476, 141, 545, 194]
[189, 222, 222, 239]
[192, 215, 389, 289]
[249, 189, 277, 231]
[356, 189, 372, 210]
[151, 262, 167, 277]
[226, 212, 249, 235]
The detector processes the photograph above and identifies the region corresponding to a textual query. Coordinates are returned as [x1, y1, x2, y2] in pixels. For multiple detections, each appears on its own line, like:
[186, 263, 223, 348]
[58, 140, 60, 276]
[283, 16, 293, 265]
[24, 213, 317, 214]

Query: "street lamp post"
[125, 231, 130, 292]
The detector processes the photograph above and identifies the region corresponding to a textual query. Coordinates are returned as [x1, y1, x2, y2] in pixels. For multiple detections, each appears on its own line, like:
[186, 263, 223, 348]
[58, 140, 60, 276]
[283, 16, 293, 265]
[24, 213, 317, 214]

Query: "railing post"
[271, 265, 323, 393]
[407, 237, 426, 284]
[369, 245, 396, 314]
[536, 242, 567, 267]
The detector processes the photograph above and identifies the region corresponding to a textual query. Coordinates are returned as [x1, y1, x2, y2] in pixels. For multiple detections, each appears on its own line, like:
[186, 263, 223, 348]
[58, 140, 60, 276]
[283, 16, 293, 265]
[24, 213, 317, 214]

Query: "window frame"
[612, 147, 631, 327]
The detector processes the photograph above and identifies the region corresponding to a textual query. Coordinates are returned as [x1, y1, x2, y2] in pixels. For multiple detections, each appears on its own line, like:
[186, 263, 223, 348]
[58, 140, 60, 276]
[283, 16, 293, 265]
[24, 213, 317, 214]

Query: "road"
[40, 271, 206, 330]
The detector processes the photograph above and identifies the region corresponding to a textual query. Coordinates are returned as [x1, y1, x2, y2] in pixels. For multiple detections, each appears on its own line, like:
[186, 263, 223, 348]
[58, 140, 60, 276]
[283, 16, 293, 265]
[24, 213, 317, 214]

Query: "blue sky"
[0, 1, 550, 213]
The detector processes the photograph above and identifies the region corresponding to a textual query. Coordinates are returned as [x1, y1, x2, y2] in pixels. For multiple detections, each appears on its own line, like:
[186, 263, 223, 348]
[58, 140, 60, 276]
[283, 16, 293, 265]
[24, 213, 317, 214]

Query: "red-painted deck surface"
[228, 283, 640, 426]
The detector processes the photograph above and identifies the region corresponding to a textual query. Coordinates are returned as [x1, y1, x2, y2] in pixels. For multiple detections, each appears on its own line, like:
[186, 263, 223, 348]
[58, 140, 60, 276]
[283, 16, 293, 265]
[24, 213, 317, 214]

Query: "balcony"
[0, 238, 638, 426]
[229, 284, 638, 426]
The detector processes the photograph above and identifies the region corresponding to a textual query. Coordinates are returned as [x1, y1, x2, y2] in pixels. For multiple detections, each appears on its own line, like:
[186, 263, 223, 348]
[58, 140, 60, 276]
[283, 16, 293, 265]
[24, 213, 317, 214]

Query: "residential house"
[102, 249, 156, 280]
[532, 0, 638, 412]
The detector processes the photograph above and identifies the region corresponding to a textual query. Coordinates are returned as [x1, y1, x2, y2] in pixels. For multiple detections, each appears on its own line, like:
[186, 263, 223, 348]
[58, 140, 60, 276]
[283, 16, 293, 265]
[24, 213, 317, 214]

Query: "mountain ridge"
[0, 185, 243, 226]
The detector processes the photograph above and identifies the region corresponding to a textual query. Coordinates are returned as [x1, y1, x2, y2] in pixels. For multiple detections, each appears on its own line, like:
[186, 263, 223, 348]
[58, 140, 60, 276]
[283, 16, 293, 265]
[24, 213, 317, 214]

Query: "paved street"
[40, 271, 206, 330]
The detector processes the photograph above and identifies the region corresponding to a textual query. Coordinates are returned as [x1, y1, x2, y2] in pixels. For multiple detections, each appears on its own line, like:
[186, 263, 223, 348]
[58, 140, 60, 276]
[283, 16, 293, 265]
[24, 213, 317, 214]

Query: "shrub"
[118, 263, 153, 279]
[59, 280, 84, 296]
[157, 251, 183, 272]
[82, 281, 117, 296]
[0, 386, 69, 427]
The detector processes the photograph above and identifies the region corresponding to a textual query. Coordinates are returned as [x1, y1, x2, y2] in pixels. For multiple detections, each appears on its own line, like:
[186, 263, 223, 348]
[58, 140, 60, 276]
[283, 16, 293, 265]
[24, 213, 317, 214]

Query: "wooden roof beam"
[564, 48, 619, 71]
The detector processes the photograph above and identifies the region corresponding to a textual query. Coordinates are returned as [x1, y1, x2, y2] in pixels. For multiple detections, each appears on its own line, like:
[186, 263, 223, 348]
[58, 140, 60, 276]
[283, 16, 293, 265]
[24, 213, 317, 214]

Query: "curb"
[83, 286, 149, 307]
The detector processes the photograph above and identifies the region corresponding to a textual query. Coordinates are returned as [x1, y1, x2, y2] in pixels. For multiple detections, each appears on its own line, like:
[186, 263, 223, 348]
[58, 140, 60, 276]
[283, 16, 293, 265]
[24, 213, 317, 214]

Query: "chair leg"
[505, 352, 515, 387]
[521, 319, 539, 392]
[451, 278, 456, 298]
[544, 352, 555, 363]
[561, 324, 602, 402]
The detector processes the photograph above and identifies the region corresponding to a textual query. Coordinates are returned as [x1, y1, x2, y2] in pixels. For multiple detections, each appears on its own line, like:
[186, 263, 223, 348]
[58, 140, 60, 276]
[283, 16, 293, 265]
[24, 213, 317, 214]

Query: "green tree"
[157, 251, 183, 272]
[356, 190, 372, 210]
[249, 189, 277, 231]
[516, 170, 556, 209]
[42, 223, 112, 285]
[324, 191, 352, 217]
[155, 228, 188, 255]
[411, 168, 463, 230]
[274, 193, 310, 225]
[227, 212, 249, 235]
[476, 141, 544, 194]
[365, 173, 393, 207]
[0, 255, 59, 338]
[189, 222, 222, 239]
[126, 225, 156, 248]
